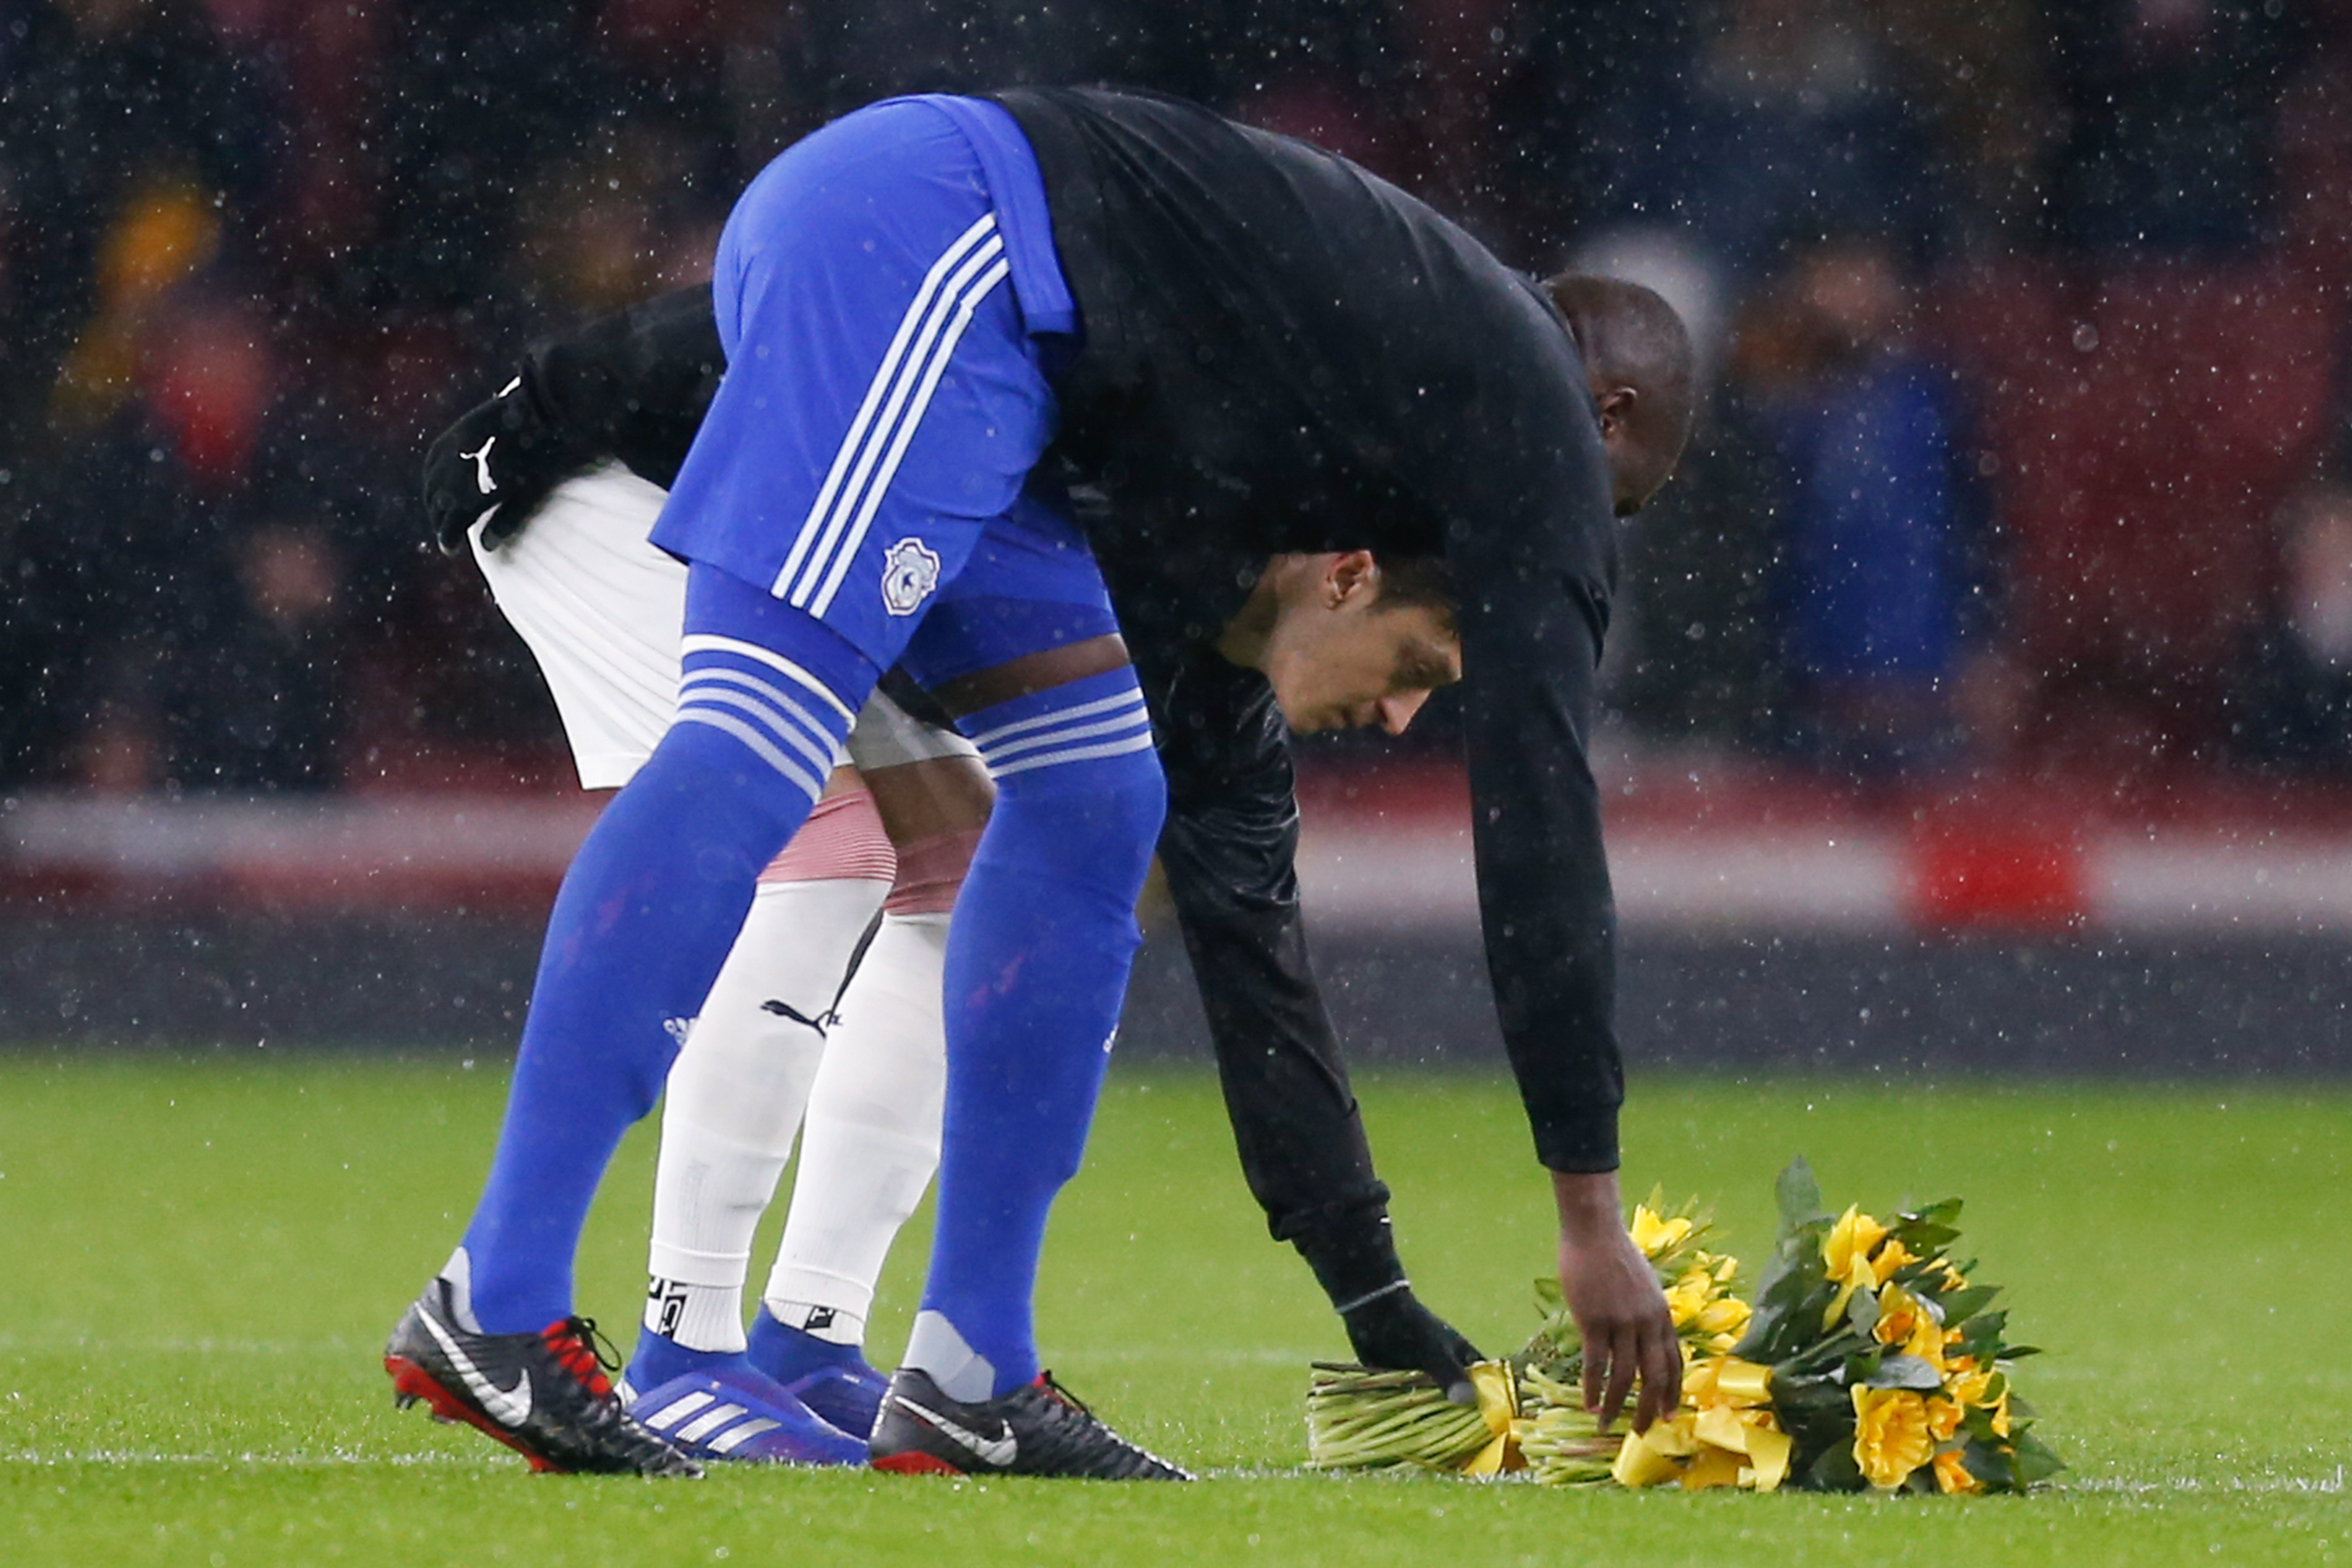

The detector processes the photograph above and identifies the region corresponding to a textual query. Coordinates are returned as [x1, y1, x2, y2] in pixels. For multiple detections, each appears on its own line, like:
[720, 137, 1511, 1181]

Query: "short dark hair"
[1541, 272, 1698, 466]
[1372, 554, 1457, 629]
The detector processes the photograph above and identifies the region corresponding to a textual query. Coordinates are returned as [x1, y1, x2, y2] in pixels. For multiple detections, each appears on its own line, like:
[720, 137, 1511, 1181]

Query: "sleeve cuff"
[1531, 1110, 1621, 1175]
[1290, 1205, 1409, 1311]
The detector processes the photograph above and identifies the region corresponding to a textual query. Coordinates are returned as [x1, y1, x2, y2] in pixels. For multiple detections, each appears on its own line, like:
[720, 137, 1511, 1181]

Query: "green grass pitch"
[1, 1054, 2345, 1566]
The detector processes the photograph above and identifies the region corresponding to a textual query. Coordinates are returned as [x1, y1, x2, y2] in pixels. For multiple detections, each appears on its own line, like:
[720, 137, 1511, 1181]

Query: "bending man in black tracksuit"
[403, 85, 1696, 1479]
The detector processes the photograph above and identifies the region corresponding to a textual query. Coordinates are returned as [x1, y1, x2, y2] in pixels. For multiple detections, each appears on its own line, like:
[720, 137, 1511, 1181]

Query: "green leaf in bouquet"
[1861, 1352, 1945, 1392]
[1955, 1308, 2009, 1356]
[1775, 1156, 1826, 1231]
[1803, 1436, 1866, 1491]
[1959, 1438, 2020, 1494]
[1766, 1367, 1852, 1415]
[1843, 1283, 1881, 1336]
[1888, 1197, 1964, 1253]
[1928, 1283, 2001, 1328]
[2009, 1427, 2066, 1486]
[1960, 1405, 2004, 1447]
[1895, 1225, 1963, 1255]
[1774, 1332, 1866, 1381]
[1737, 1236, 1836, 1362]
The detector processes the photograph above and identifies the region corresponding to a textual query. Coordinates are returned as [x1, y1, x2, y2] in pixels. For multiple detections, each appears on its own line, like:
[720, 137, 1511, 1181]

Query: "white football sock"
[766, 1298, 867, 1347]
[645, 876, 887, 1352]
[761, 910, 949, 1343]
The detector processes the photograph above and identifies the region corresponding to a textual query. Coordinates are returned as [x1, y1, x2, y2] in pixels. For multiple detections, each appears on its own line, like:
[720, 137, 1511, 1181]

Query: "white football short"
[471, 463, 978, 789]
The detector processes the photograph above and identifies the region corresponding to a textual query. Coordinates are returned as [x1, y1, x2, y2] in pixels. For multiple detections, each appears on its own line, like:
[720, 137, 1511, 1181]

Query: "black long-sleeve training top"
[993, 86, 1625, 1174]
[513, 83, 1625, 1300]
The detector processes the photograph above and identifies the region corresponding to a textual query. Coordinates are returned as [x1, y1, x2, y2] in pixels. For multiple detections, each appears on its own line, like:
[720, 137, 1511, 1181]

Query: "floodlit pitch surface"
[1, 1056, 2343, 1567]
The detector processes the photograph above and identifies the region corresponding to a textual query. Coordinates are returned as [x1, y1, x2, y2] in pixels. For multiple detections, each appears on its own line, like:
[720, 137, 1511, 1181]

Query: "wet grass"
[0, 1054, 2343, 1566]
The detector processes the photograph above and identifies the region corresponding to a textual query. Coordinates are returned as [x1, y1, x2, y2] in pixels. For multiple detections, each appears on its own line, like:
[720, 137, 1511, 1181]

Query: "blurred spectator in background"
[1746, 230, 1992, 776]
[0, 0, 279, 449]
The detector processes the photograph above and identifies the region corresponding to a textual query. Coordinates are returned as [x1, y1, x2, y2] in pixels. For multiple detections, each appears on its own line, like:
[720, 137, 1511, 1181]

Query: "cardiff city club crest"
[881, 537, 942, 616]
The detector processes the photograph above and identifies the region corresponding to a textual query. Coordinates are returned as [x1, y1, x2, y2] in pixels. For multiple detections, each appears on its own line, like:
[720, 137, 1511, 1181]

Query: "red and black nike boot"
[385, 1277, 701, 1477]
[868, 1365, 1191, 1480]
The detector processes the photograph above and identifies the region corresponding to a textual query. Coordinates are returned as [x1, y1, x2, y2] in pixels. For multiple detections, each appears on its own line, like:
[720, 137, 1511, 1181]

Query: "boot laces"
[1037, 1371, 1092, 1416]
[544, 1315, 620, 1400]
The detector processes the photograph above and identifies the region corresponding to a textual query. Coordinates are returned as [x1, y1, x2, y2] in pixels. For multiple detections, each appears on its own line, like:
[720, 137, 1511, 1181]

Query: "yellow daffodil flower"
[1665, 1272, 1717, 1329]
[1872, 1283, 1947, 1367]
[1697, 1294, 1752, 1350]
[1925, 1396, 1965, 1444]
[1823, 1205, 1890, 1277]
[1851, 1385, 1935, 1489]
[1932, 1450, 1985, 1494]
[1629, 1205, 1696, 1260]
[1821, 1205, 1891, 1328]
[1944, 1365, 2012, 1435]
[1870, 1236, 1916, 1286]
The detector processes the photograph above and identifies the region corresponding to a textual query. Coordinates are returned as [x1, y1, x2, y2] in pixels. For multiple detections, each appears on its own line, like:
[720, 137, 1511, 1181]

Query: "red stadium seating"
[1928, 256, 2341, 761]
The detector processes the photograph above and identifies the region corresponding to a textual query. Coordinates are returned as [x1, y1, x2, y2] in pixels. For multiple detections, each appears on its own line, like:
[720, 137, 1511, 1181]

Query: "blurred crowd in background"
[6, 0, 2352, 798]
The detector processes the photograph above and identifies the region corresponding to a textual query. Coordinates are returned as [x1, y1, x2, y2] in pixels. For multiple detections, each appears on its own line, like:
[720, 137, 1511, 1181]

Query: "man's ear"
[1595, 385, 1638, 442]
[1328, 549, 1379, 608]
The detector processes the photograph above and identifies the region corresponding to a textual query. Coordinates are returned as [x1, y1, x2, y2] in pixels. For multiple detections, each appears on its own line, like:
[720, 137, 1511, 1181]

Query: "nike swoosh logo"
[420, 1308, 534, 1427]
[759, 999, 833, 1034]
[897, 1396, 1016, 1466]
[461, 436, 498, 496]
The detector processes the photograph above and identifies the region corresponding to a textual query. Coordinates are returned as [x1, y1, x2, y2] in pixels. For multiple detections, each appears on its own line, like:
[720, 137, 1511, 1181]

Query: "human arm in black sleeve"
[422, 284, 723, 553]
[1148, 642, 1481, 1395]
[1428, 287, 1680, 1429]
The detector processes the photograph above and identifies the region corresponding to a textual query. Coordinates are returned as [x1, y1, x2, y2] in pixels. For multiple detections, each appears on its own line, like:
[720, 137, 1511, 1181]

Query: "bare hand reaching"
[1553, 1168, 1681, 1432]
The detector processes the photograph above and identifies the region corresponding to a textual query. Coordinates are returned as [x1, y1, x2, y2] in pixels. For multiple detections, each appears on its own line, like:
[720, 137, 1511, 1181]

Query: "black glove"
[420, 372, 598, 555]
[1340, 1285, 1485, 1406]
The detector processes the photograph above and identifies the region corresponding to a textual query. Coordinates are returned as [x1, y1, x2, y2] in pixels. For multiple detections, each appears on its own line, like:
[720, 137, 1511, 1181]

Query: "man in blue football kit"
[387, 87, 1693, 1480]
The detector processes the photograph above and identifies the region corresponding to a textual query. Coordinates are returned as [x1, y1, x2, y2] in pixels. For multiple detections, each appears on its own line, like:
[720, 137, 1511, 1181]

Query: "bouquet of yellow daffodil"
[1677, 1156, 2060, 1494]
[1303, 1162, 2057, 1494]
[1304, 1193, 1744, 1477]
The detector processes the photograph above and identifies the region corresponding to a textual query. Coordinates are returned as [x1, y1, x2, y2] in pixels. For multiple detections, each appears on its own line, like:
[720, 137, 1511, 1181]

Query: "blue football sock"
[460, 566, 874, 1333]
[626, 1326, 747, 1394]
[747, 1308, 869, 1382]
[905, 667, 1165, 1397]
